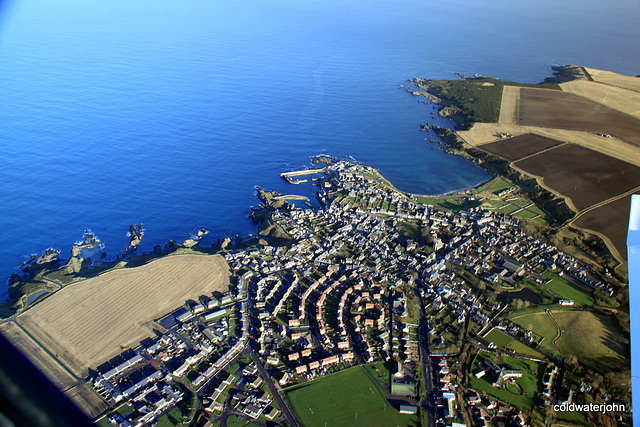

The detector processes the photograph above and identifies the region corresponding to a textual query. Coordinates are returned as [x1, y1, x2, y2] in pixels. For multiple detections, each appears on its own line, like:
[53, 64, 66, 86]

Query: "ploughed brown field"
[518, 88, 640, 146]
[17, 253, 230, 378]
[480, 133, 564, 161]
[513, 144, 640, 212]
[573, 195, 637, 261]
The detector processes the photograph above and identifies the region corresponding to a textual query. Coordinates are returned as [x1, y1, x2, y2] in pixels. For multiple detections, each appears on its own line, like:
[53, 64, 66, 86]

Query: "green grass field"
[497, 203, 522, 215]
[485, 199, 509, 209]
[155, 402, 192, 427]
[366, 362, 392, 384]
[94, 417, 111, 427]
[285, 366, 419, 427]
[524, 205, 546, 217]
[514, 204, 549, 225]
[116, 404, 132, 415]
[543, 272, 594, 307]
[528, 216, 550, 226]
[554, 311, 629, 371]
[486, 197, 529, 214]
[225, 414, 249, 427]
[470, 352, 543, 411]
[414, 195, 478, 212]
[556, 409, 590, 425]
[399, 222, 421, 240]
[487, 178, 514, 194]
[506, 339, 544, 358]
[513, 209, 537, 218]
[484, 328, 513, 348]
[511, 311, 559, 354]
[512, 309, 629, 371]
[479, 183, 550, 225]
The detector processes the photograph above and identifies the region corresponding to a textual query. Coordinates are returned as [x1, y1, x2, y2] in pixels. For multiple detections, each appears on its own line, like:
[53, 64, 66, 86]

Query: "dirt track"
[17, 253, 230, 377]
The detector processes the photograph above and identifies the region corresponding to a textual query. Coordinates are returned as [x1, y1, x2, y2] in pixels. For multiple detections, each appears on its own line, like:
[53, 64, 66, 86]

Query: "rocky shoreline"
[2, 182, 309, 317]
[3, 224, 213, 317]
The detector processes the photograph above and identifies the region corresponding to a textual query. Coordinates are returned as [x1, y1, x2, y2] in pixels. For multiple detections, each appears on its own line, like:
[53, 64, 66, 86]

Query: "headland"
[410, 65, 640, 271]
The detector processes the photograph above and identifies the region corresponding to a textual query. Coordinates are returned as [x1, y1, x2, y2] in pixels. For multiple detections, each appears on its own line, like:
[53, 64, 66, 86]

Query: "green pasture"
[483, 328, 513, 348]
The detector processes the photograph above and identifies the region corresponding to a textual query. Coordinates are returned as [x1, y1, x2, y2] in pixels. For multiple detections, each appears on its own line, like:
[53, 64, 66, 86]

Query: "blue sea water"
[1, 0, 639, 296]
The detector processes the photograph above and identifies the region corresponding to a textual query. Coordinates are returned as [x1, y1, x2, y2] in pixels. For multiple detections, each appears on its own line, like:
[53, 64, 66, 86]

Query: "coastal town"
[52, 159, 629, 427]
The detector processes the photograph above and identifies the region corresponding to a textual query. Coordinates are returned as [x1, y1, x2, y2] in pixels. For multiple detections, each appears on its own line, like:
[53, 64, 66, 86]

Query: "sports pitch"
[285, 366, 419, 427]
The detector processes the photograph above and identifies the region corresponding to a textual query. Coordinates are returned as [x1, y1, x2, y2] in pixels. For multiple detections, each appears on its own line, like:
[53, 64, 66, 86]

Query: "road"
[247, 344, 300, 427]
[414, 284, 435, 427]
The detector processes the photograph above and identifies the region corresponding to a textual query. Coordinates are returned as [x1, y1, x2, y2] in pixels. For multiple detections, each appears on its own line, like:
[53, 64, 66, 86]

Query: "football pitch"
[285, 366, 419, 427]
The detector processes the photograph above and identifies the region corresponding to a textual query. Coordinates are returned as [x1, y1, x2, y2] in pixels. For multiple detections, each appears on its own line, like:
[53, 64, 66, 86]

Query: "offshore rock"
[128, 224, 144, 249]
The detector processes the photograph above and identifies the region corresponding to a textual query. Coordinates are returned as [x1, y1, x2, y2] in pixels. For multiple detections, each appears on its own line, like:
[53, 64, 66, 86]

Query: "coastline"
[1, 153, 632, 426]
[1, 156, 483, 318]
[5, 65, 635, 317]
[1, 237, 244, 319]
[410, 65, 640, 274]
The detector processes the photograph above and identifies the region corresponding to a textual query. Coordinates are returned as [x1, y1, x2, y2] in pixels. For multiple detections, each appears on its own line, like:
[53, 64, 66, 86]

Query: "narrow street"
[414, 284, 435, 427]
[247, 344, 300, 427]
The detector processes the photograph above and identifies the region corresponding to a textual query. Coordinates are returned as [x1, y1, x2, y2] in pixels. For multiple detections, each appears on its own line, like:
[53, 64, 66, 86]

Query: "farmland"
[518, 88, 640, 146]
[16, 253, 230, 377]
[498, 85, 519, 124]
[582, 66, 640, 94]
[560, 78, 640, 121]
[452, 70, 640, 262]
[480, 134, 564, 162]
[513, 144, 640, 211]
[572, 194, 636, 261]
[0, 321, 77, 390]
[458, 123, 640, 166]
[285, 366, 418, 427]
[64, 383, 109, 419]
